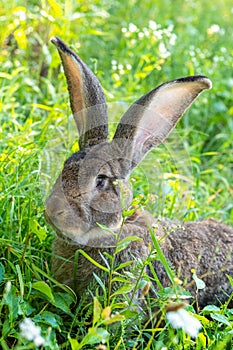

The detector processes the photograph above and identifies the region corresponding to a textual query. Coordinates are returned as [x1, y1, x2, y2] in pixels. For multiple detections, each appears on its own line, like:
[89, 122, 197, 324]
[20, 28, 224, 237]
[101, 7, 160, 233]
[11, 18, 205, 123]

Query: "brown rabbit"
[45, 37, 233, 308]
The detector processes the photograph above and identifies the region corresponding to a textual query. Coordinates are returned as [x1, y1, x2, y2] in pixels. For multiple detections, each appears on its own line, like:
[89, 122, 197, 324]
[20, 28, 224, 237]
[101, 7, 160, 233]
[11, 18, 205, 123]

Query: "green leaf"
[202, 305, 220, 313]
[212, 334, 233, 350]
[0, 72, 13, 79]
[99, 251, 111, 269]
[33, 311, 62, 328]
[93, 272, 106, 292]
[111, 276, 132, 284]
[0, 262, 5, 283]
[192, 272, 206, 290]
[111, 302, 128, 310]
[210, 313, 231, 326]
[149, 227, 175, 284]
[115, 236, 142, 254]
[32, 281, 55, 303]
[69, 336, 81, 350]
[111, 284, 134, 297]
[120, 309, 138, 319]
[102, 313, 125, 325]
[82, 327, 110, 345]
[101, 306, 111, 319]
[2, 319, 11, 338]
[78, 250, 108, 272]
[18, 300, 35, 316]
[96, 222, 117, 237]
[93, 297, 102, 325]
[122, 207, 137, 217]
[30, 219, 47, 243]
[227, 274, 233, 287]
[16, 264, 24, 297]
[29, 103, 54, 111]
[52, 292, 74, 316]
[3, 285, 19, 319]
[196, 332, 207, 348]
[115, 260, 134, 271]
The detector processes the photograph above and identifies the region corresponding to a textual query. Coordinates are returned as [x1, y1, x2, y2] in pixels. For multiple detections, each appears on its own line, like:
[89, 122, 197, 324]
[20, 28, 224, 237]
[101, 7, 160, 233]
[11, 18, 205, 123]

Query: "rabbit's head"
[45, 37, 211, 247]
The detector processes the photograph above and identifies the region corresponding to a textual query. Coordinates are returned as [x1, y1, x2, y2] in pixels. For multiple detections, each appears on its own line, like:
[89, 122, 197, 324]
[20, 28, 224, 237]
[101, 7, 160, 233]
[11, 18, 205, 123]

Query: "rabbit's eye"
[96, 175, 108, 190]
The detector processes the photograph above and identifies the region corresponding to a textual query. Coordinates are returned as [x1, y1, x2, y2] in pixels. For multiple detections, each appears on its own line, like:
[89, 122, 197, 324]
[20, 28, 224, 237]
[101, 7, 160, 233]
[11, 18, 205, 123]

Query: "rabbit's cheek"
[90, 192, 121, 213]
[45, 205, 90, 239]
[45, 187, 93, 240]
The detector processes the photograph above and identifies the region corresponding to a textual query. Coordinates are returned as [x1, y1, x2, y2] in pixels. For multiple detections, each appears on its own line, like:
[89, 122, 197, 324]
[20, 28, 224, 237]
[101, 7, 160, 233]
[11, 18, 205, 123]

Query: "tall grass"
[0, 1, 232, 349]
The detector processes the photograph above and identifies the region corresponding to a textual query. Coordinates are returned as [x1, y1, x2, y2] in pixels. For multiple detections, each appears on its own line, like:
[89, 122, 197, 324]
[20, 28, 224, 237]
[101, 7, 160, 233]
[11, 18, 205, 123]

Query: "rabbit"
[45, 37, 233, 309]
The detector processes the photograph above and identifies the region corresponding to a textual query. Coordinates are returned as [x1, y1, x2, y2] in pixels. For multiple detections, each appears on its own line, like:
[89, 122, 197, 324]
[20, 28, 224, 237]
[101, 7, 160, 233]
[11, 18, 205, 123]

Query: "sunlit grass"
[0, 0, 232, 349]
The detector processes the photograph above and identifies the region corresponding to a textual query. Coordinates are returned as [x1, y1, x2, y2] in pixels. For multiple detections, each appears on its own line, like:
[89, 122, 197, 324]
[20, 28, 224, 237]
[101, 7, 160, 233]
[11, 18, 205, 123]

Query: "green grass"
[0, 0, 232, 349]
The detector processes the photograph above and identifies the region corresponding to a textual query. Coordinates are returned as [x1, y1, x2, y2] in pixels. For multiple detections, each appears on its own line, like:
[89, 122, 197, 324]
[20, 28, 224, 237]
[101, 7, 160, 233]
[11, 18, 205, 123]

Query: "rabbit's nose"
[44, 207, 65, 223]
[45, 194, 67, 222]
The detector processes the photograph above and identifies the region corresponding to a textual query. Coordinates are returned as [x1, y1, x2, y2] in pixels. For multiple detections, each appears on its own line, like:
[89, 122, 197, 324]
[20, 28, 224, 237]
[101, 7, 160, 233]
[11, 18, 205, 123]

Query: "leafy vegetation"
[0, 0, 232, 349]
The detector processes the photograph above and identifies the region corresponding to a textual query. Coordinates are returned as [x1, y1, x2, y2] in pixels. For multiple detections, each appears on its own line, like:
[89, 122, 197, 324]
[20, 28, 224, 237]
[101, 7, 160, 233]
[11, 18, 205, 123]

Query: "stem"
[20, 232, 32, 266]
[107, 217, 126, 306]
[149, 226, 175, 284]
[128, 249, 154, 307]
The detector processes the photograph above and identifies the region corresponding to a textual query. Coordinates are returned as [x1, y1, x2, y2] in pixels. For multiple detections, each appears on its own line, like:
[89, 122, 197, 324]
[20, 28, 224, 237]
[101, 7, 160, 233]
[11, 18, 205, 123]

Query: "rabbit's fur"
[45, 37, 233, 308]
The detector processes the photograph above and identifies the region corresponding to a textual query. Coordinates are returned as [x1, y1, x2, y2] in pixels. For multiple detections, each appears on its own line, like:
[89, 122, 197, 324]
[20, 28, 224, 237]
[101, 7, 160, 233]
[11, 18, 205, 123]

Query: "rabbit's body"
[52, 210, 233, 307]
[45, 37, 233, 308]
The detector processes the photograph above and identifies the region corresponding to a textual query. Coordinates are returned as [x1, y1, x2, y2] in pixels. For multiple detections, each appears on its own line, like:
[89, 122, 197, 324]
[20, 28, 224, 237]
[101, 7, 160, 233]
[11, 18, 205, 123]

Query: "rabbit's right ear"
[51, 37, 108, 149]
[113, 76, 211, 168]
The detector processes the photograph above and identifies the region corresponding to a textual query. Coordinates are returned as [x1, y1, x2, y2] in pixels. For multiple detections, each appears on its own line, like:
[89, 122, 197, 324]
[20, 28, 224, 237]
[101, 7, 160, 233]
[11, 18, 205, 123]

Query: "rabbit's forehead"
[63, 143, 130, 180]
[83, 144, 123, 176]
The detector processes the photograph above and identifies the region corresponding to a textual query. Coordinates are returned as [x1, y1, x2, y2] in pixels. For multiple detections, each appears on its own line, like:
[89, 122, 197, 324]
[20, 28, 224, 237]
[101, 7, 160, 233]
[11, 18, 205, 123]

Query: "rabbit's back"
[151, 217, 233, 306]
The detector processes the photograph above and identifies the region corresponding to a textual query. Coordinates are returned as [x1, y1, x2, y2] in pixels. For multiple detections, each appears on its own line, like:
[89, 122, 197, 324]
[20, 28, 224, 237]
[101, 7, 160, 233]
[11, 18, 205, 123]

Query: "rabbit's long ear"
[113, 76, 211, 167]
[51, 37, 108, 149]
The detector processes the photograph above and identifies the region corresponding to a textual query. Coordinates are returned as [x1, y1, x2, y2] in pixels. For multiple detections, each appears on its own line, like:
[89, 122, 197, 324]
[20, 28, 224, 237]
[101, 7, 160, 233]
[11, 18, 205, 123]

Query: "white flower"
[138, 32, 144, 39]
[34, 335, 45, 347]
[207, 24, 225, 36]
[128, 23, 138, 33]
[158, 43, 170, 58]
[5, 281, 11, 294]
[169, 33, 177, 46]
[13, 9, 27, 21]
[209, 24, 220, 33]
[19, 318, 45, 346]
[166, 308, 202, 338]
[149, 20, 158, 30]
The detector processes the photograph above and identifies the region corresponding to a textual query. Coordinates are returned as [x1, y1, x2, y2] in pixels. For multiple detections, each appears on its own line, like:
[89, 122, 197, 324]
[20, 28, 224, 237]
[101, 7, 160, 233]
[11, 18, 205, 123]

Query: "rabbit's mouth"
[44, 206, 121, 247]
[44, 189, 89, 242]
[44, 196, 123, 247]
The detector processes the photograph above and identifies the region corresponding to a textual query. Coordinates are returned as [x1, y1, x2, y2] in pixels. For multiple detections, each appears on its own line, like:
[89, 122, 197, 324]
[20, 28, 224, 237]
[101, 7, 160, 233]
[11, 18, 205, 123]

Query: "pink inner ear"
[135, 110, 174, 147]
[134, 81, 206, 150]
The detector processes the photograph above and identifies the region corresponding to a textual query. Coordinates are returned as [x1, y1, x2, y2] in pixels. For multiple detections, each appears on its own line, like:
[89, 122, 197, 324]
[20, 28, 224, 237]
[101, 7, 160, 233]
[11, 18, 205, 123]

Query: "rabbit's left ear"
[51, 37, 108, 150]
[113, 76, 211, 167]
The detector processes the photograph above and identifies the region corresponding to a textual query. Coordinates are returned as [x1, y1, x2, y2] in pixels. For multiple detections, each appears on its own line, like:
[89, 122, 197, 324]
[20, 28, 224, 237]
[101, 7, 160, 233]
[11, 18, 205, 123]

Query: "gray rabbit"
[45, 37, 233, 308]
